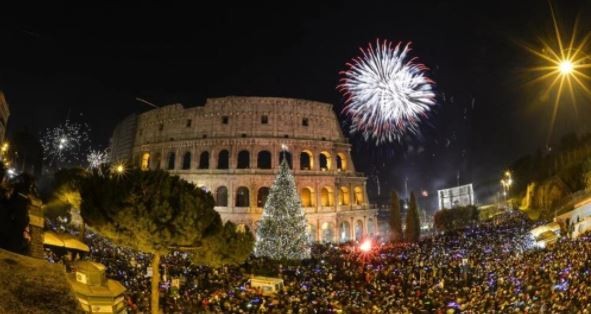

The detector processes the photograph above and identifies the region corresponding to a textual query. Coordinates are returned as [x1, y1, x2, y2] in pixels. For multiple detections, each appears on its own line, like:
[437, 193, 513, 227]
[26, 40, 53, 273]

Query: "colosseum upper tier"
[110, 96, 377, 242]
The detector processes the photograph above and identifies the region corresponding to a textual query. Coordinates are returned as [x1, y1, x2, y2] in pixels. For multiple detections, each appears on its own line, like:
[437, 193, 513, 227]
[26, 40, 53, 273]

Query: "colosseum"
[110, 96, 377, 242]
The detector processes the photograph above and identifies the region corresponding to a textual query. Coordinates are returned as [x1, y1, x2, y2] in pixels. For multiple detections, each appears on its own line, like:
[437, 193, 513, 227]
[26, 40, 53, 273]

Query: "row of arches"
[214, 186, 270, 208]
[234, 218, 376, 243]
[213, 185, 365, 208]
[301, 186, 364, 207]
[140, 150, 350, 171]
[306, 219, 376, 242]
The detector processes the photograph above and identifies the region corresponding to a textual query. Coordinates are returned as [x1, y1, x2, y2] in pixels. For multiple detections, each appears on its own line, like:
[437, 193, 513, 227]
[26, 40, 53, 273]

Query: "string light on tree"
[254, 158, 310, 260]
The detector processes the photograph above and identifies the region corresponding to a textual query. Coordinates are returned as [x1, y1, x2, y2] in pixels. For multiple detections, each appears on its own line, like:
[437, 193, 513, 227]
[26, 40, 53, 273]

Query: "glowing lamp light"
[559, 60, 574, 75]
[114, 164, 125, 174]
[359, 239, 372, 253]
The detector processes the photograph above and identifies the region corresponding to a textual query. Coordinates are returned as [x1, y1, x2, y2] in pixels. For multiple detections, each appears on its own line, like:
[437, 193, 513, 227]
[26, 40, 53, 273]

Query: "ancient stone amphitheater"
[110, 96, 377, 242]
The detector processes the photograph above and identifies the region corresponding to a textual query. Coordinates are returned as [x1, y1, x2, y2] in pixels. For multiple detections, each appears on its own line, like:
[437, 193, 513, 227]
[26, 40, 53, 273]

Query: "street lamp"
[559, 59, 574, 75]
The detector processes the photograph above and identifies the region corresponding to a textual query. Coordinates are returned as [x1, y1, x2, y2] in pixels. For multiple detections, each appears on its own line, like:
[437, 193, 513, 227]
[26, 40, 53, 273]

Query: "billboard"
[437, 183, 475, 210]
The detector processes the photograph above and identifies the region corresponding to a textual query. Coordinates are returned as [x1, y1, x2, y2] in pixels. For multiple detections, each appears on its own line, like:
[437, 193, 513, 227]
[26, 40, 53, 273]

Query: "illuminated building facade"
[111, 97, 377, 242]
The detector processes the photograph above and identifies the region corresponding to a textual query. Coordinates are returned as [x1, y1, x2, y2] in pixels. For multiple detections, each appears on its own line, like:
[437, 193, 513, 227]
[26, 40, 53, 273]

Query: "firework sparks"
[41, 120, 91, 167]
[87, 148, 111, 169]
[338, 39, 436, 144]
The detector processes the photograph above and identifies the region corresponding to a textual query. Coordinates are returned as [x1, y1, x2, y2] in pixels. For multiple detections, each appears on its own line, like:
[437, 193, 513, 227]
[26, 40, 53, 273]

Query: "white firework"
[338, 39, 436, 144]
[41, 120, 91, 167]
[87, 148, 110, 169]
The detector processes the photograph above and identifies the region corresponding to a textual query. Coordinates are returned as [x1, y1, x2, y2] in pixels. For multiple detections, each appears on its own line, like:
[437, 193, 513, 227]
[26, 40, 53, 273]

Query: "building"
[111, 96, 377, 242]
[0, 91, 9, 142]
[437, 183, 475, 210]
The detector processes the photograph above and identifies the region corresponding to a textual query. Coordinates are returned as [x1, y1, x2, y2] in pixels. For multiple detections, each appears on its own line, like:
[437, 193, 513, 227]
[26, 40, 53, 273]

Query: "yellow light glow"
[559, 60, 574, 75]
[114, 164, 125, 174]
[1, 142, 8, 152]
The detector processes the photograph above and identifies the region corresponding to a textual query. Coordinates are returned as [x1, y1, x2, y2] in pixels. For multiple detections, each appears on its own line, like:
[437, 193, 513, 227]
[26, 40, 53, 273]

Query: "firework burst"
[338, 39, 436, 144]
[87, 148, 111, 169]
[41, 120, 91, 167]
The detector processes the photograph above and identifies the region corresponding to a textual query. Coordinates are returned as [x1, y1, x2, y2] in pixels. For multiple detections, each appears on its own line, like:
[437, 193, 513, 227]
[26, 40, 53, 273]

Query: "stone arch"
[198, 151, 209, 169]
[339, 221, 351, 242]
[320, 186, 334, 207]
[279, 151, 292, 169]
[300, 150, 313, 170]
[257, 187, 270, 208]
[354, 186, 364, 205]
[257, 150, 272, 169]
[215, 186, 228, 207]
[182, 152, 191, 169]
[140, 152, 151, 170]
[237, 150, 250, 169]
[339, 186, 351, 206]
[319, 151, 332, 171]
[152, 152, 161, 170]
[336, 153, 348, 171]
[217, 149, 229, 169]
[367, 218, 376, 236]
[355, 220, 364, 241]
[300, 187, 314, 207]
[167, 151, 176, 170]
[321, 222, 335, 242]
[235, 186, 250, 207]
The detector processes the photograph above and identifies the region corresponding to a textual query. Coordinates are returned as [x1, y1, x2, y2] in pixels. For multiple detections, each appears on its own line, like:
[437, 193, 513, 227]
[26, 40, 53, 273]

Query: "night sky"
[1, 1, 590, 210]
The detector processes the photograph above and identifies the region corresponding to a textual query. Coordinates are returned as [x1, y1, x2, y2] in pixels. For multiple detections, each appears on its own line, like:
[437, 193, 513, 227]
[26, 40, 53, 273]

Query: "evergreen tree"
[255, 158, 310, 260]
[78, 168, 253, 314]
[404, 192, 421, 242]
[389, 191, 403, 242]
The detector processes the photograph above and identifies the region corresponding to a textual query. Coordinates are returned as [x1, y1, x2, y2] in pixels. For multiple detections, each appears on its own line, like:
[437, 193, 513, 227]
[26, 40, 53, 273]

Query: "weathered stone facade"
[111, 96, 377, 242]
[0, 91, 9, 142]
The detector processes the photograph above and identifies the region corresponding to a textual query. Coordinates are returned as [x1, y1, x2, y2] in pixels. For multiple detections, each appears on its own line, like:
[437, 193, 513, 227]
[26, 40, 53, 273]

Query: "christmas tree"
[255, 155, 310, 260]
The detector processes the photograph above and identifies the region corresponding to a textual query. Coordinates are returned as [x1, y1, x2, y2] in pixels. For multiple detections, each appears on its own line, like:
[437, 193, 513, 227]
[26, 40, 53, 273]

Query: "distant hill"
[0, 249, 81, 313]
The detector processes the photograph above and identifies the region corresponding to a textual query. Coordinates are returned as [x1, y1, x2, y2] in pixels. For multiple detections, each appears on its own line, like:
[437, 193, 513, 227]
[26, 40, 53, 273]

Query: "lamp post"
[500, 171, 513, 210]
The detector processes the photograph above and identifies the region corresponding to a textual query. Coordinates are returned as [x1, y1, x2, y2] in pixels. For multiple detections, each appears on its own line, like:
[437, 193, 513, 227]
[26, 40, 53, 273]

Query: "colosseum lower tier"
[110, 96, 377, 242]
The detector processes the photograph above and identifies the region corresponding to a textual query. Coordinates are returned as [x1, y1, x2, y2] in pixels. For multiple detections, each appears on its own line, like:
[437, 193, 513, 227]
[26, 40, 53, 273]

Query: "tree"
[78, 168, 253, 314]
[255, 158, 310, 260]
[389, 191, 403, 242]
[404, 192, 420, 242]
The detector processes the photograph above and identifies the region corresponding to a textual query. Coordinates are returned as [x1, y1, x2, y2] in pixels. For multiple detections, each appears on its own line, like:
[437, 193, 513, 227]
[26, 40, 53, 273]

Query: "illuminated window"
[140, 152, 151, 170]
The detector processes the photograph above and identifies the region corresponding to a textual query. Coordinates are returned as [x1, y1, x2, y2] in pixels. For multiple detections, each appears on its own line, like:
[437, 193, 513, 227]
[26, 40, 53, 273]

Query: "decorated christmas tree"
[255, 154, 310, 260]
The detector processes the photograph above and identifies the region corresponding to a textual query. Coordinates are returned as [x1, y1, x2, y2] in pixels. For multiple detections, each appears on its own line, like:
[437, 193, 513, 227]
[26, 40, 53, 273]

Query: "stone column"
[350, 217, 355, 240]
[28, 197, 44, 259]
[363, 181, 370, 208]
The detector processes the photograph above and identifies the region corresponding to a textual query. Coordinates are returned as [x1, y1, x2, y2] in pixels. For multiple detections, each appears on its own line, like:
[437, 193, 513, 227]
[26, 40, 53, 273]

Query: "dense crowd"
[45, 212, 591, 313]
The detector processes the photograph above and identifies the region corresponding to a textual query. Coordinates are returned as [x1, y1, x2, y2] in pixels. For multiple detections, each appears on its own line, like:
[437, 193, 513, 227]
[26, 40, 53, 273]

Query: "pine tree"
[79, 168, 253, 314]
[389, 191, 403, 242]
[404, 192, 421, 242]
[255, 157, 310, 260]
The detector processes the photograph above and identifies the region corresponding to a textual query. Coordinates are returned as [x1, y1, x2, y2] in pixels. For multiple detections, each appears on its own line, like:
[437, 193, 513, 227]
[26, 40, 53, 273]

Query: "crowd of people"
[45, 212, 591, 313]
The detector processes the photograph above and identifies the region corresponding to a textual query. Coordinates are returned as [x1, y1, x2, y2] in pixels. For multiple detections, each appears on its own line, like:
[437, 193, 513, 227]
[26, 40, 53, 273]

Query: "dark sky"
[1, 1, 590, 209]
